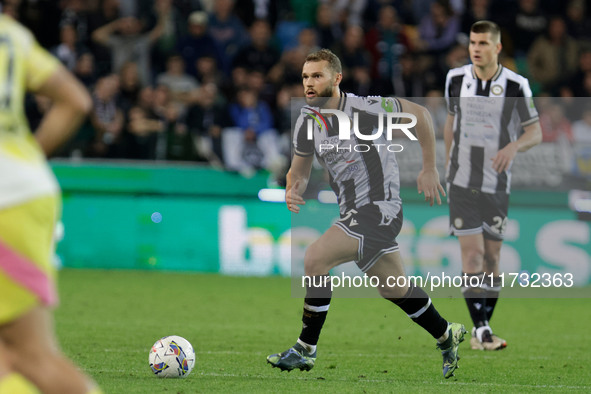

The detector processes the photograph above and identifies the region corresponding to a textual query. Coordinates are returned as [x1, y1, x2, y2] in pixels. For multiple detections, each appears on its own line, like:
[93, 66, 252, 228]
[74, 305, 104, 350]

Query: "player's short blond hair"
[305, 49, 342, 75]
[471, 20, 501, 44]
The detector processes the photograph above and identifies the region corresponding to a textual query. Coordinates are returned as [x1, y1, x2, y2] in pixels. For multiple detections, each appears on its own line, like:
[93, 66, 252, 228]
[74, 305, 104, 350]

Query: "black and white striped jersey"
[293, 92, 404, 216]
[445, 64, 539, 194]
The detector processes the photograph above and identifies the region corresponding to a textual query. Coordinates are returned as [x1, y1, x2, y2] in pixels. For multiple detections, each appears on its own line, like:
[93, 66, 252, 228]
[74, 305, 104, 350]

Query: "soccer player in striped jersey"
[267, 49, 467, 378]
[0, 14, 102, 394]
[443, 21, 542, 350]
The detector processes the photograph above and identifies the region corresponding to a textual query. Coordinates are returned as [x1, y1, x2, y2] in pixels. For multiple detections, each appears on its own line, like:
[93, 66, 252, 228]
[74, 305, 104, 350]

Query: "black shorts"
[334, 202, 403, 272]
[448, 184, 509, 241]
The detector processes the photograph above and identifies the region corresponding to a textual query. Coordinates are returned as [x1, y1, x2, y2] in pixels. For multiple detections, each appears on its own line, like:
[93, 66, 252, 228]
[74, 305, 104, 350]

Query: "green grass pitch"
[54, 269, 591, 393]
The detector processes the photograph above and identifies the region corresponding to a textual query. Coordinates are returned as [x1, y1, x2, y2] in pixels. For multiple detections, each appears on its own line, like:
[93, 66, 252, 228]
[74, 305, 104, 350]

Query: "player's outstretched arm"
[33, 66, 92, 156]
[286, 155, 313, 213]
[491, 121, 542, 173]
[399, 98, 445, 206]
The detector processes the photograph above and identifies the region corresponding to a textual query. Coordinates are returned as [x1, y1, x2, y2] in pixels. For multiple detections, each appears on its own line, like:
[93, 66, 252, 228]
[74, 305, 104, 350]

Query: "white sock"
[476, 325, 492, 342]
[437, 324, 450, 344]
[297, 339, 316, 354]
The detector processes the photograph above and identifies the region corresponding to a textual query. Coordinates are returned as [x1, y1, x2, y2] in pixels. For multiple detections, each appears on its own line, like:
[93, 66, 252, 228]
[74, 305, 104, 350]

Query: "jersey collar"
[337, 90, 347, 111]
[470, 64, 503, 81]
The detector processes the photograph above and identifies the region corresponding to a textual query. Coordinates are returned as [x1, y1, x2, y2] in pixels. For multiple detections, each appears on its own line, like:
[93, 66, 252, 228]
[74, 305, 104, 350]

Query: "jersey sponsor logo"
[344, 163, 360, 174]
[318, 137, 346, 164]
[322, 149, 346, 165]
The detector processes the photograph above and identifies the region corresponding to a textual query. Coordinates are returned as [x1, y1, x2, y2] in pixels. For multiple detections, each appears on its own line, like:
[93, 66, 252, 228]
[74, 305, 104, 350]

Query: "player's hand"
[286, 180, 306, 213]
[417, 168, 446, 206]
[491, 142, 519, 173]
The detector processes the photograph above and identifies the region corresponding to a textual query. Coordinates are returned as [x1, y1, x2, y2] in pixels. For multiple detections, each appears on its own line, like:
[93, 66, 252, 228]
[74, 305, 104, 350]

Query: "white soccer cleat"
[472, 326, 507, 351]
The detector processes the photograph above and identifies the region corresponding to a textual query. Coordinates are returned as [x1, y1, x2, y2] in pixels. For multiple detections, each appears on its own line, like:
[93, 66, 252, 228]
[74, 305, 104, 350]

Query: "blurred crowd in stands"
[5, 0, 591, 180]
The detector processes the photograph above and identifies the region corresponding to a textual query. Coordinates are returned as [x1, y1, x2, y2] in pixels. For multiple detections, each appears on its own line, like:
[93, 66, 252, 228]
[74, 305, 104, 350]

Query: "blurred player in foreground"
[444, 21, 542, 350]
[0, 14, 101, 394]
[267, 49, 466, 378]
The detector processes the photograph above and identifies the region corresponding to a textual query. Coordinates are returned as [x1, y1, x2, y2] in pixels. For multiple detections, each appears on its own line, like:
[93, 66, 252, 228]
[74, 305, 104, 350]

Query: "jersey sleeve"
[516, 78, 539, 127]
[25, 39, 60, 92]
[292, 111, 314, 157]
[444, 71, 458, 115]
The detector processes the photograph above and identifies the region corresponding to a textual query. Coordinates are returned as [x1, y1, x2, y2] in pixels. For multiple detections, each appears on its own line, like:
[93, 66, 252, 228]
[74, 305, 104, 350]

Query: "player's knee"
[7, 348, 91, 394]
[3, 330, 60, 371]
[483, 250, 500, 268]
[377, 282, 408, 299]
[5, 340, 58, 370]
[303, 255, 326, 276]
[303, 243, 328, 276]
[373, 273, 408, 299]
[467, 246, 485, 261]
[0, 352, 12, 376]
[463, 245, 485, 268]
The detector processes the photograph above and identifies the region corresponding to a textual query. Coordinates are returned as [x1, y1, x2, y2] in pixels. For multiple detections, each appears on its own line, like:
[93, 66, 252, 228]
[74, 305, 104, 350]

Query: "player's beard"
[305, 84, 334, 107]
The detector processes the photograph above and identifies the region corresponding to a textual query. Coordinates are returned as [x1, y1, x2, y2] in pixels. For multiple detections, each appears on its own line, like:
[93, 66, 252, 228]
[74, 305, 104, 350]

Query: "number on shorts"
[492, 216, 507, 234]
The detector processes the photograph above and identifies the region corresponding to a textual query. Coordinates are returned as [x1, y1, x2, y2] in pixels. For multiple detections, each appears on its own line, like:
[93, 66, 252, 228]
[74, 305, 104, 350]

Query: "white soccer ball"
[149, 335, 195, 378]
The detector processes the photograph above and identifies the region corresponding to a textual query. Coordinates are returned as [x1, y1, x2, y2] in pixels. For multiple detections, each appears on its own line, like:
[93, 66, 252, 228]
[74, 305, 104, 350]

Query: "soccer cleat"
[473, 326, 507, 351]
[267, 343, 316, 371]
[492, 334, 507, 349]
[437, 322, 467, 378]
[470, 327, 484, 350]
[481, 331, 507, 351]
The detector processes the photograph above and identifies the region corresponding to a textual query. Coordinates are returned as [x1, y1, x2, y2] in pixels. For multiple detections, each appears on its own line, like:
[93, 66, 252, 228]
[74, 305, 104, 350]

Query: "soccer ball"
[149, 335, 195, 378]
